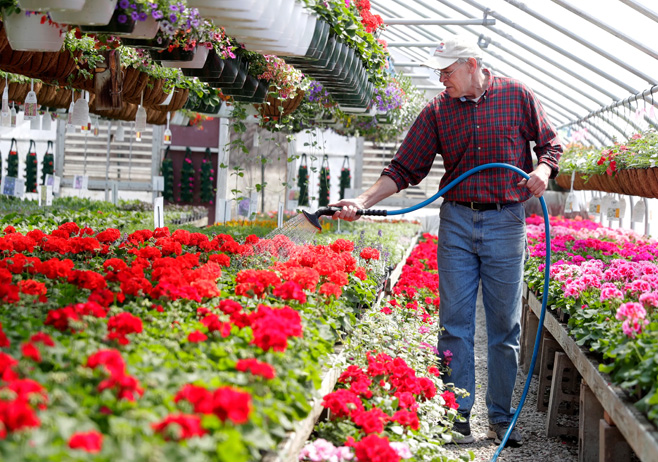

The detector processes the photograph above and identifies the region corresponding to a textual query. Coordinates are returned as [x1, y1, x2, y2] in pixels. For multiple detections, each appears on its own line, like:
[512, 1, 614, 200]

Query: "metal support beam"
[384, 18, 495, 25]
[618, 0, 658, 24]
[215, 117, 230, 224]
[506, 0, 657, 82]
[461, 0, 639, 93]
[558, 85, 658, 130]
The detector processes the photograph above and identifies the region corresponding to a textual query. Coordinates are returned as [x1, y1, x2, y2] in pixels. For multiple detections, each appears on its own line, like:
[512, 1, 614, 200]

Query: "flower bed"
[524, 215, 658, 427]
[300, 234, 474, 462]
[0, 217, 418, 460]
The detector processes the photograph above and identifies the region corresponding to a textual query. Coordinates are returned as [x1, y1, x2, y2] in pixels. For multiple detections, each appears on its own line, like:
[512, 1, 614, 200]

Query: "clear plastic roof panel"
[370, 0, 658, 147]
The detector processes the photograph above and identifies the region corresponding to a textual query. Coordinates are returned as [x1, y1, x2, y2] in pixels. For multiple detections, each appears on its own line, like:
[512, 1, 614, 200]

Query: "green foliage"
[180, 147, 196, 203]
[161, 149, 175, 202]
[199, 148, 215, 204]
[297, 156, 309, 207]
[41, 142, 54, 185]
[339, 157, 351, 200]
[7, 142, 18, 178]
[318, 155, 331, 207]
[24, 142, 38, 193]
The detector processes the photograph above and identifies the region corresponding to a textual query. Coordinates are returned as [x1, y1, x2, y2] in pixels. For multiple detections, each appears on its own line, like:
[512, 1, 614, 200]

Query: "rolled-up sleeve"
[523, 87, 563, 179]
[381, 103, 440, 191]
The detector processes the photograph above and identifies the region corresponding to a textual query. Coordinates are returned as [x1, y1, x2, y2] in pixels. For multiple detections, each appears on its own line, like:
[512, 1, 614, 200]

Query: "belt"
[454, 201, 503, 211]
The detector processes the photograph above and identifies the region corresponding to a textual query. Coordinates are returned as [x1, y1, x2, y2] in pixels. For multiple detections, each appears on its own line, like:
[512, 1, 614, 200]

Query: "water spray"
[301, 162, 552, 460]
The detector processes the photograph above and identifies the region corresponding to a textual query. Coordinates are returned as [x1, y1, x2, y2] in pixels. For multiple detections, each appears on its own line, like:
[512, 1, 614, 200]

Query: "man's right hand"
[328, 198, 366, 221]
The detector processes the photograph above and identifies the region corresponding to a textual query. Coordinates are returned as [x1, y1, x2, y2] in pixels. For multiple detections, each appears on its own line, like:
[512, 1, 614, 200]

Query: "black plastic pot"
[122, 36, 171, 50]
[232, 79, 269, 103]
[182, 49, 224, 79]
[219, 62, 249, 90]
[150, 46, 196, 63]
[222, 74, 259, 97]
[81, 9, 136, 35]
[304, 19, 330, 59]
[204, 56, 241, 86]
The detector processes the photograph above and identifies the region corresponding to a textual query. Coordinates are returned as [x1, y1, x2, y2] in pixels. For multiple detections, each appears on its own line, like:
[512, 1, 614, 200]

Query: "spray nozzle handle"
[357, 209, 388, 217]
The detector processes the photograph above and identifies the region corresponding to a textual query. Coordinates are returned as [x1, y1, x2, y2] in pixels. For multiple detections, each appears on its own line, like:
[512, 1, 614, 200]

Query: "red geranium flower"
[106, 313, 143, 345]
[212, 386, 252, 424]
[68, 431, 103, 452]
[152, 414, 207, 440]
[236, 359, 276, 379]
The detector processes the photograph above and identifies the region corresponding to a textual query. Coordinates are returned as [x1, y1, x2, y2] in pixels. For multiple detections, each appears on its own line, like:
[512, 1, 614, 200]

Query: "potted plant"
[49, 0, 118, 25]
[0, 7, 68, 51]
[16, 0, 86, 12]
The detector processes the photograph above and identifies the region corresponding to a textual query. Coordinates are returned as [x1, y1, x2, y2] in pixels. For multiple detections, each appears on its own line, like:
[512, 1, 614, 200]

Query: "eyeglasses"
[434, 62, 465, 80]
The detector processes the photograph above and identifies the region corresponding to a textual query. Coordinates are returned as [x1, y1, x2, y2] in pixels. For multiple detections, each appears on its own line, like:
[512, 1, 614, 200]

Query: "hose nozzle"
[301, 207, 388, 231]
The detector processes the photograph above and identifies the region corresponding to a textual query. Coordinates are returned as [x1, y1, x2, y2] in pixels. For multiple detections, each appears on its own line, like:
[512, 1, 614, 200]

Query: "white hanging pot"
[194, 0, 270, 25]
[50, 0, 117, 25]
[123, 15, 159, 39]
[2, 10, 66, 52]
[161, 46, 210, 69]
[16, 0, 86, 12]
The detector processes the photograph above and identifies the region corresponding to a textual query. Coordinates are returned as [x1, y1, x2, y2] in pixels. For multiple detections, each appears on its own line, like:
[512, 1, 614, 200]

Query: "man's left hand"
[518, 163, 551, 197]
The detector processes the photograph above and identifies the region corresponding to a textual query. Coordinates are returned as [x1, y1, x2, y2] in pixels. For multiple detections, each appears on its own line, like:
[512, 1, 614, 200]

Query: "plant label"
[589, 197, 601, 214]
[564, 192, 578, 213]
[605, 198, 624, 219]
[153, 196, 164, 229]
[73, 175, 88, 190]
[278, 202, 284, 229]
[632, 200, 646, 223]
[39, 185, 53, 207]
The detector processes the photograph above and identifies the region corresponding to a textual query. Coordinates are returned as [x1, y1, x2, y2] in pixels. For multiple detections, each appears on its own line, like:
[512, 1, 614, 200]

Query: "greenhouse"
[0, 0, 657, 461]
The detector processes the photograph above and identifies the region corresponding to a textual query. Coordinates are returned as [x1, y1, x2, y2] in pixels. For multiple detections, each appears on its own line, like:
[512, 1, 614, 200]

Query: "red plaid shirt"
[382, 71, 562, 203]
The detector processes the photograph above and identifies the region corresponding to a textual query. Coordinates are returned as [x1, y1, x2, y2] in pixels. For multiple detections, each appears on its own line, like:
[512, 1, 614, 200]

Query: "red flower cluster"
[354, 0, 384, 34]
[45, 301, 107, 333]
[68, 431, 103, 452]
[152, 414, 206, 441]
[236, 358, 276, 379]
[249, 304, 303, 352]
[106, 312, 143, 345]
[174, 383, 252, 425]
[85, 349, 143, 401]
[0, 373, 48, 439]
[352, 434, 400, 462]
[360, 247, 380, 261]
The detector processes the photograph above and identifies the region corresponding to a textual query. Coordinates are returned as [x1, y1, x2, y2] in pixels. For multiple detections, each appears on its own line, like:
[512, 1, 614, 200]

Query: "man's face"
[438, 61, 469, 98]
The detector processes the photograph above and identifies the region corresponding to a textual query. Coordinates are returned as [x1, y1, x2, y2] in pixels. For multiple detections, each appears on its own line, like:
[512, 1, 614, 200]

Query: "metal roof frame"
[371, 0, 658, 147]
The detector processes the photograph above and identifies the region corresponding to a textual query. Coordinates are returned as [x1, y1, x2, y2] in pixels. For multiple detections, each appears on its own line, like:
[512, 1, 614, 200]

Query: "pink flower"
[615, 302, 649, 338]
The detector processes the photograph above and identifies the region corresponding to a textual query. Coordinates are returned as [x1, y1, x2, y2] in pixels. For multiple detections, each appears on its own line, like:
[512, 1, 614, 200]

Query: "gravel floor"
[439, 286, 580, 462]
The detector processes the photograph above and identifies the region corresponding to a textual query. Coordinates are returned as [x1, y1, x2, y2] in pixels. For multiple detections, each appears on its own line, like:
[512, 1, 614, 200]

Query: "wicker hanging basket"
[146, 108, 167, 125]
[0, 81, 43, 103]
[158, 88, 190, 112]
[254, 88, 305, 121]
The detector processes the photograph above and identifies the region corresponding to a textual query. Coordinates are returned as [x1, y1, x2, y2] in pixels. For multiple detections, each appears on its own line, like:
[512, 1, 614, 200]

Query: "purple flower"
[138, 12, 148, 21]
[119, 0, 130, 8]
[117, 14, 128, 23]
[169, 13, 177, 23]
[131, 11, 139, 20]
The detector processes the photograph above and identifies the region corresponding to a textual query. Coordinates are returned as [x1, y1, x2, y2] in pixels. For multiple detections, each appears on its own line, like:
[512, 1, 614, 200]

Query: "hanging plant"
[24, 140, 38, 193]
[180, 147, 196, 203]
[339, 155, 351, 200]
[41, 141, 54, 185]
[161, 146, 174, 202]
[297, 153, 309, 206]
[199, 147, 215, 204]
[7, 138, 19, 178]
[318, 154, 331, 208]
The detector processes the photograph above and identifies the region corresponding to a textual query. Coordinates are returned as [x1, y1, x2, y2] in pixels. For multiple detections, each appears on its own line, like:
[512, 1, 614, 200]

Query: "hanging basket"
[146, 108, 167, 125]
[297, 153, 309, 206]
[80, 6, 136, 35]
[50, 0, 117, 25]
[17, 0, 86, 12]
[339, 155, 351, 200]
[32, 50, 81, 83]
[318, 154, 331, 207]
[255, 88, 305, 121]
[0, 81, 43, 103]
[158, 88, 190, 112]
[41, 140, 55, 185]
[123, 15, 159, 39]
[90, 100, 138, 122]
[121, 67, 150, 103]
[2, 10, 66, 52]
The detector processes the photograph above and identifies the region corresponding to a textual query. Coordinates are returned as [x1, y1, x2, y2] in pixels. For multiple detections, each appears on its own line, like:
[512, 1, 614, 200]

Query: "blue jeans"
[437, 201, 526, 424]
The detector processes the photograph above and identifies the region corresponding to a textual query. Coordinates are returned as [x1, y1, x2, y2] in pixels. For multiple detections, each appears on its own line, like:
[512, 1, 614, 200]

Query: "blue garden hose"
[305, 162, 552, 458]
[387, 163, 552, 460]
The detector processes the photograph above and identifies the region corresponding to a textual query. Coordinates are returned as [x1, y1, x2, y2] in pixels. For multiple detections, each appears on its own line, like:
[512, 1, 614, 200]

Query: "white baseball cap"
[422, 36, 483, 70]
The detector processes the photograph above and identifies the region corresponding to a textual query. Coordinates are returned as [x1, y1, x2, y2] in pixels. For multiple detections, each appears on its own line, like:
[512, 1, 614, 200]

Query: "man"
[330, 36, 562, 447]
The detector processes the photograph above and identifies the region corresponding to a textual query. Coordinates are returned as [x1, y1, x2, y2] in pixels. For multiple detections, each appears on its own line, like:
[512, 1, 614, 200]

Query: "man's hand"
[328, 198, 366, 221]
[518, 163, 551, 197]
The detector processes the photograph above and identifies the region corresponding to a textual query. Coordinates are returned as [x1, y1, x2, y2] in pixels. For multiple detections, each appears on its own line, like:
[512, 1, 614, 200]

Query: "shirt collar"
[459, 68, 493, 103]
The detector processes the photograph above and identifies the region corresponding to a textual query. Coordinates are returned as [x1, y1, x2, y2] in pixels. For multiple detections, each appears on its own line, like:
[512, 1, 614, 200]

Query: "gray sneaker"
[487, 422, 523, 447]
[452, 419, 475, 444]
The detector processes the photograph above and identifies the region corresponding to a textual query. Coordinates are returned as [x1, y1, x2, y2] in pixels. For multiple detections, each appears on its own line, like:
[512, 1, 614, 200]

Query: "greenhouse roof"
[371, 0, 658, 147]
